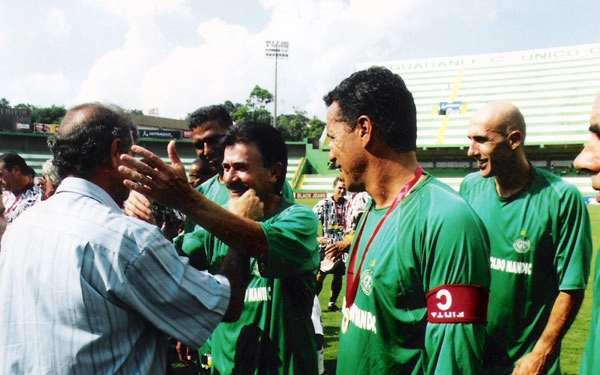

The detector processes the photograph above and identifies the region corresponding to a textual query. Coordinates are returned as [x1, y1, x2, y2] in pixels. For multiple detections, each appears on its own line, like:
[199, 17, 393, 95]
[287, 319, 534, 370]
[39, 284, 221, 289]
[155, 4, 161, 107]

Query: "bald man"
[459, 101, 592, 375]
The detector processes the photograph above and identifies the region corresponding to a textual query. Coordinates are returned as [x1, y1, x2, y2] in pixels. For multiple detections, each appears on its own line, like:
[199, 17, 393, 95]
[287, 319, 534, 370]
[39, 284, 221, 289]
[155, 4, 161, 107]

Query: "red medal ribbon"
[345, 165, 423, 308]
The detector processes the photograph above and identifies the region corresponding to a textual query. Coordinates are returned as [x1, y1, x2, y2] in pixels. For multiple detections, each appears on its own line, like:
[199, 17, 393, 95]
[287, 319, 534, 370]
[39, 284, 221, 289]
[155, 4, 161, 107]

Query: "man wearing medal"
[313, 176, 351, 312]
[324, 66, 491, 374]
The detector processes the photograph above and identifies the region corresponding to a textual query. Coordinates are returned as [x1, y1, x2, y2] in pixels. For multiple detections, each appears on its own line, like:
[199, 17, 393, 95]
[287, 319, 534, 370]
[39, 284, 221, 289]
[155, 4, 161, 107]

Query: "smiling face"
[191, 119, 228, 173]
[221, 141, 278, 202]
[0, 162, 18, 193]
[574, 92, 600, 190]
[326, 101, 367, 192]
[466, 106, 514, 178]
[332, 179, 347, 202]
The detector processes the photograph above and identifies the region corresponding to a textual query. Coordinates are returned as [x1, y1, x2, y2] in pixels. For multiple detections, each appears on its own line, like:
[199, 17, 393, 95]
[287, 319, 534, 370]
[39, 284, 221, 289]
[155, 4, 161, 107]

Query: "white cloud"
[25, 0, 509, 118]
[74, 8, 171, 110]
[24, 73, 70, 93]
[87, 0, 191, 19]
[140, 18, 261, 118]
[7, 72, 70, 106]
[4, 0, 592, 120]
[45, 8, 71, 38]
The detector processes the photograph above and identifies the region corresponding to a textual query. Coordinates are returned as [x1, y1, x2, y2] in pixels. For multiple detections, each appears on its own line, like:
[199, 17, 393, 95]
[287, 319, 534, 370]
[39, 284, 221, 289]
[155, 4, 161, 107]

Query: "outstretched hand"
[119, 140, 196, 212]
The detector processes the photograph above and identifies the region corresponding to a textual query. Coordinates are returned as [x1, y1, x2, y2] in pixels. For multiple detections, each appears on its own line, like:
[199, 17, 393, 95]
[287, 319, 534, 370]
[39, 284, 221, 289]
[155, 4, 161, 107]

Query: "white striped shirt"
[0, 177, 230, 374]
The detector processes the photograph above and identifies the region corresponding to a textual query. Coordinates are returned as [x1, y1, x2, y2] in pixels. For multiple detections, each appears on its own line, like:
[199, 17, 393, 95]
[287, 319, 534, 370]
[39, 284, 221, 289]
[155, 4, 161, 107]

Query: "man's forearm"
[181, 189, 268, 257]
[533, 290, 584, 356]
[513, 289, 585, 374]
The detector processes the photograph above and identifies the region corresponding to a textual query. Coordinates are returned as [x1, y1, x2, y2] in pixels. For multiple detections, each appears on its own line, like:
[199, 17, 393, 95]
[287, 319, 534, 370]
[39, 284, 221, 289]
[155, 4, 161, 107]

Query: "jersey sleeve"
[418, 190, 491, 374]
[173, 226, 216, 272]
[259, 204, 320, 278]
[555, 184, 592, 290]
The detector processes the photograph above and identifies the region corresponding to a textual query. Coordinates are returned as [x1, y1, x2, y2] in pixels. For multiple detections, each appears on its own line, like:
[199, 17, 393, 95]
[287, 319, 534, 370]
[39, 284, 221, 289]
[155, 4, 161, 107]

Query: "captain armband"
[425, 284, 489, 323]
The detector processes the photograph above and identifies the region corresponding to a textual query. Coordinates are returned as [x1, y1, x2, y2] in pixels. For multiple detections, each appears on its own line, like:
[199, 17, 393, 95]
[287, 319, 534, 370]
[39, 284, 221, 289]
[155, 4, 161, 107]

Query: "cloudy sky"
[1, 0, 598, 120]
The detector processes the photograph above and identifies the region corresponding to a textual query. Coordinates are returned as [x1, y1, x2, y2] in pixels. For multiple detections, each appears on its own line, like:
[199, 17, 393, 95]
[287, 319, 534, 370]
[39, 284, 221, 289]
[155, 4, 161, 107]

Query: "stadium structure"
[1, 43, 599, 200]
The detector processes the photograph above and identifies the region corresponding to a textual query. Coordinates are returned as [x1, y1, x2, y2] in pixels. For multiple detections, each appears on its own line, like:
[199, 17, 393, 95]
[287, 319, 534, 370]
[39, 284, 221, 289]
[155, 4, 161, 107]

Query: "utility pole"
[265, 40, 289, 127]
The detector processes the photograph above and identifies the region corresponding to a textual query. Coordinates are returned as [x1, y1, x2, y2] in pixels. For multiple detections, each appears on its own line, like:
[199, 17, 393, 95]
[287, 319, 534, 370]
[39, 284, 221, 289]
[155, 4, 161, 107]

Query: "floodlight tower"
[265, 40, 289, 127]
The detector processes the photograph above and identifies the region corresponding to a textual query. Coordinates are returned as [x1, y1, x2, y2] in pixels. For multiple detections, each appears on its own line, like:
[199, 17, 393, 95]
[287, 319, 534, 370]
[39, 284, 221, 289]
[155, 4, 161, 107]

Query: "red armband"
[425, 284, 489, 323]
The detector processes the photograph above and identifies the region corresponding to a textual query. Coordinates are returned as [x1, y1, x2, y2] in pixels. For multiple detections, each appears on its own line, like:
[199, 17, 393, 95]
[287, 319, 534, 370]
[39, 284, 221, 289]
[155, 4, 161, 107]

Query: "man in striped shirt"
[0, 103, 252, 375]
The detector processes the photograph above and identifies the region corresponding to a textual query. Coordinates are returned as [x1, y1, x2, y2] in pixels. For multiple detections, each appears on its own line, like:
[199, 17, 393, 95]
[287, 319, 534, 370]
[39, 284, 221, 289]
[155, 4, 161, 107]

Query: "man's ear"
[356, 115, 374, 147]
[507, 130, 523, 149]
[110, 138, 123, 167]
[269, 162, 283, 185]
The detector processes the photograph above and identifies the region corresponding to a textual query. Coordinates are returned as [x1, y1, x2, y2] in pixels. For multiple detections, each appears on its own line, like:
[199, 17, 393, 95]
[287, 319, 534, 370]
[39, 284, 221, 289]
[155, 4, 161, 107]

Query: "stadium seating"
[357, 43, 600, 148]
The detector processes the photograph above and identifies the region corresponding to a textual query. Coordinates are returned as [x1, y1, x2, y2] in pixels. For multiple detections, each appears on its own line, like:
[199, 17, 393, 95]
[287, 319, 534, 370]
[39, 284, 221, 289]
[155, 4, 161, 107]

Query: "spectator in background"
[188, 157, 215, 188]
[0, 103, 251, 374]
[325, 66, 491, 374]
[33, 176, 45, 191]
[41, 158, 61, 200]
[344, 191, 370, 235]
[0, 152, 43, 224]
[460, 101, 592, 375]
[119, 121, 320, 374]
[0, 186, 6, 248]
[313, 176, 350, 312]
[124, 105, 235, 230]
[572, 90, 600, 375]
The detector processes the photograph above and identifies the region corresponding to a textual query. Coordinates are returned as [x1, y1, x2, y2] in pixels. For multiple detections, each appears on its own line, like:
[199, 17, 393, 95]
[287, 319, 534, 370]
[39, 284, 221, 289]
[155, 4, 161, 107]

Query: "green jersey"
[185, 199, 320, 374]
[581, 256, 600, 374]
[175, 175, 314, 374]
[337, 174, 491, 375]
[460, 167, 592, 375]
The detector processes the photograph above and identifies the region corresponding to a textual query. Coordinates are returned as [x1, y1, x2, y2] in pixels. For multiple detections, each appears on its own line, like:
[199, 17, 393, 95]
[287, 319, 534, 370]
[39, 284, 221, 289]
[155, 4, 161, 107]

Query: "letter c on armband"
[425, 284, 489, 323]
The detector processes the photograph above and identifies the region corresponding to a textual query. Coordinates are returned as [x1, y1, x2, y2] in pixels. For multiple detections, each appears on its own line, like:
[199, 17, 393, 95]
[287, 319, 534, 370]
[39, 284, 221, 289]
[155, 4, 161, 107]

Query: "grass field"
[305, 201, 600, 375]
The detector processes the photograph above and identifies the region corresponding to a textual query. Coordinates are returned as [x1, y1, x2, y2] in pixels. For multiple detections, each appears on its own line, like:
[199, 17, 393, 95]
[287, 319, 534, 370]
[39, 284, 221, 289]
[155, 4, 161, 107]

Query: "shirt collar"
[55, 177, 122, 211]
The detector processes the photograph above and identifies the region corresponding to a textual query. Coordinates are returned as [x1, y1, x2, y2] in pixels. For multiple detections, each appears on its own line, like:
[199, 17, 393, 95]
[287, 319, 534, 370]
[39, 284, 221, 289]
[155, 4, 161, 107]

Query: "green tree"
[129, 109, 143, 115]
[277, 109, 309, 141]
[31, 105, 66, 124]
[232, 85, 273, 124]
[13, 103, 34, 112]
[221, 100, 241, 118]
[0, 98, 10, 108]
[304, 116, 326, 139]
[276, 115, 292, 139]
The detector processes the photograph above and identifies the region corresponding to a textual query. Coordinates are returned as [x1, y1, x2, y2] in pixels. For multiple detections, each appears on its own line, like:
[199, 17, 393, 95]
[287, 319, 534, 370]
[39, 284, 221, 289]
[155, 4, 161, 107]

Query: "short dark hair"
[48, 103, 138, 179]
[188, 105, 233, 131]
[221, 121, 288, 195]
[333, 176, 344, 186]
[323, 66, 417, 152]
[0, 153, 30, 173]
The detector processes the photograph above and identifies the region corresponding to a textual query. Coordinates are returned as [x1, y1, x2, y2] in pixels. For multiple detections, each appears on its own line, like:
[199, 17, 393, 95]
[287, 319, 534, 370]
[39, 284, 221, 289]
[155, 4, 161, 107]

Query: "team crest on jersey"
[360, 269, 374, 296]
[513, 230, 531, 253]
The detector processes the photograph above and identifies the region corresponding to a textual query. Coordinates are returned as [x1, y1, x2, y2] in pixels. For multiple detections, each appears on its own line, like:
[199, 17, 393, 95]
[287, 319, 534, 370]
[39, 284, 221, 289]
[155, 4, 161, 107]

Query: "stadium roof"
[355, 43, 600, 149]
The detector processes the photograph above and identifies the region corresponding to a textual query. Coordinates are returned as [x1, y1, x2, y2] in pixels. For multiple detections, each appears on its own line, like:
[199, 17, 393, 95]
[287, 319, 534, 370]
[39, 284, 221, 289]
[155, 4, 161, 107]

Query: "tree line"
[0, 85, 325, 142]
